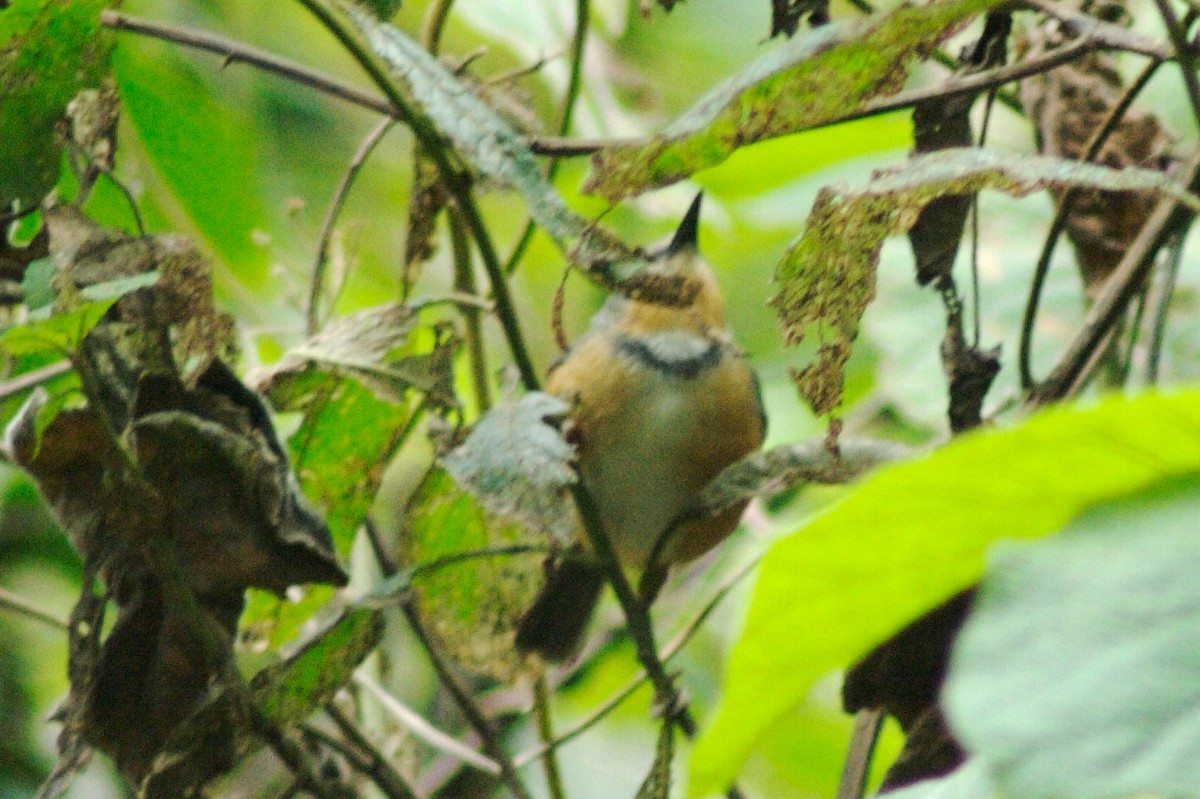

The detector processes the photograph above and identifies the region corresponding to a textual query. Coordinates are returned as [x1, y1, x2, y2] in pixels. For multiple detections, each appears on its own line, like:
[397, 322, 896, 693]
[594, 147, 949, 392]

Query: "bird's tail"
[515, 557, 605, 662]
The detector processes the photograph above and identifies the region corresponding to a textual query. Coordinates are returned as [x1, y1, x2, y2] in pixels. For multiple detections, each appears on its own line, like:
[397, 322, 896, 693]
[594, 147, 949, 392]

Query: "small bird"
[515, 193, 766, 661]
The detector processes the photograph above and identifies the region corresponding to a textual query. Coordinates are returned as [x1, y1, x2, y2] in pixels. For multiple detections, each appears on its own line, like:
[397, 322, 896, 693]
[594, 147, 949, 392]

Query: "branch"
[1018, 57, 1164, 389]
[0, 585, 68, 629]
[307, 117, 394, 335]
[1031, 148, 1200, 405]
[99, 11, 393, 115]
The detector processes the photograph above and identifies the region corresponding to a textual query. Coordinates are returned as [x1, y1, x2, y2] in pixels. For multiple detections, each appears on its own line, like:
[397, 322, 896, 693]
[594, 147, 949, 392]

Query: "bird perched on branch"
[515, 193, 766, 661]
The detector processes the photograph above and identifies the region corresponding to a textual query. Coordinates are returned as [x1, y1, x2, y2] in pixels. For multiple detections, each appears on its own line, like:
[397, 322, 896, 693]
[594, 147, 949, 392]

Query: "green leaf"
[770, 147, 1200, 415]
[0, 299, 116, 357]
[19, 256, 55, 311]
[403, 467, 543, 679]
[252, 608, 383, 726]
[0, 0, 114, 210]
[689, 389, 1200, 796]
[943, 475, 1200, 799]
[582, 0, 1004, 202]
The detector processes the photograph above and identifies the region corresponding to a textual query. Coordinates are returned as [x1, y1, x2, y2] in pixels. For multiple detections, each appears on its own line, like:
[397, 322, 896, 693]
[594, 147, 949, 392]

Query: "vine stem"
[1017, 55, 1164, 390]
[307, 117, 394, 335]
[292, 0, 540, 389]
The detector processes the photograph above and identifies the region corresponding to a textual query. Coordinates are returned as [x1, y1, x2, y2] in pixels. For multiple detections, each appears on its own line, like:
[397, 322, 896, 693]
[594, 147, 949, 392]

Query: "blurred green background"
[5, 0, 1200, 796]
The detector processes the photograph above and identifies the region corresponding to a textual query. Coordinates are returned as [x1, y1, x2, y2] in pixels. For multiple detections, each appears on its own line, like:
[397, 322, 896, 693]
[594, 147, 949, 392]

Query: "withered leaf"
[771, 147, 1200, 414]
[442, 392, 578, 544]
[585, 0, 1006, 202]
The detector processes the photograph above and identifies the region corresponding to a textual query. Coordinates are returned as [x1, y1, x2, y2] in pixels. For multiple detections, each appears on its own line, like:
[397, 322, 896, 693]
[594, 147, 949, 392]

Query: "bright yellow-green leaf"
[690, 389, 1200, 796]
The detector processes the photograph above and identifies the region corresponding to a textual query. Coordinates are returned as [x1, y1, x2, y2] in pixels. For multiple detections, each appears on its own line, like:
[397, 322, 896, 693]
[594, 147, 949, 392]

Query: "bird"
[515, 193, 766, 661]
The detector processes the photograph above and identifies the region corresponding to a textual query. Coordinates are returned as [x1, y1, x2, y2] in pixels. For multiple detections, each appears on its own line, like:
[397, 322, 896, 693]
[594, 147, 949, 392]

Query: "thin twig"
[502, 0, 591, 275]
[514, 553, 763, 766]
[100, 10, 394, 115]
[1151, 0, 1200, 132]
[355, 672, 502, 775]
[532, 675, 567, 799]
[295, 0, 541, 391]
[835, 709, 884, 799]
[0, 586, 69, 630]
[250, 703, 348, 799]
[323, 703, 420, 799]
[360, 519, 534, 799]
[307, 117, 394, 335]
[1017, 57, 1164, 390]
[1137, 229, 1186, 384]
[0, 360, 73, 398]
[449, 207, 493, 413]
[1031, 148, 1200, 404]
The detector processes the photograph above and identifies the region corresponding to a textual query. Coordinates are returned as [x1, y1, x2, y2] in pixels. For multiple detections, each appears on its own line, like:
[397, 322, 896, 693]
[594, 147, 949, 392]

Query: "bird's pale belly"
[577, 362, 757, 570]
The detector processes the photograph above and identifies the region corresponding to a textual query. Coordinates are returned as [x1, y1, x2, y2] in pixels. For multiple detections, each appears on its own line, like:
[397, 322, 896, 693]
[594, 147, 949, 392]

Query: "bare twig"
[1018, 57, 1163, 390]
[304, 714, 419, 799]
[355, 672, 502, 775]
[360, 519, 533, 799]
[307, 117, 394, 335]
[503, 0, 591, 275]
[251, 704, 349, 799]
[448, 207, 493, 413]
[514, 553, 763, 766]
[1135, 229, 1186, 384]
[835, 709, 885, 799]
[532, 675, 566, 799]
[0, 586, 68, 630]
[1031, 148, 1200, 404]
[1151, 0, 1200, 132]
[0, 360, 73, 398]
[100, 11, 393, 116]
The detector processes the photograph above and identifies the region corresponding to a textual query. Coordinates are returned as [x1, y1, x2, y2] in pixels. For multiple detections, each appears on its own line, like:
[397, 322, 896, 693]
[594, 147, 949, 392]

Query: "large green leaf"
[689, 389, 1200, 795]
[0, 0, 113, 211]
[944, 476, 1200, 799]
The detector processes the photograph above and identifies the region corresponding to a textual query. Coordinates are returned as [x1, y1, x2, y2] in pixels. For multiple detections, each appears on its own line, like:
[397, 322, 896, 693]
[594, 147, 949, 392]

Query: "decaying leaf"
[261, 303, 457, 409]
[584, 0, 1006, 202]
[2, 212, 346, 795]
[340, 4, 684, 296]
[253, 302, 458, 561]
[442, 391, 578, 544]
[771, 147, 1200, 414]
[342, 4, 585, 246]
[1019, 15, 1175, 299]
[907, 93, 976, 287]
